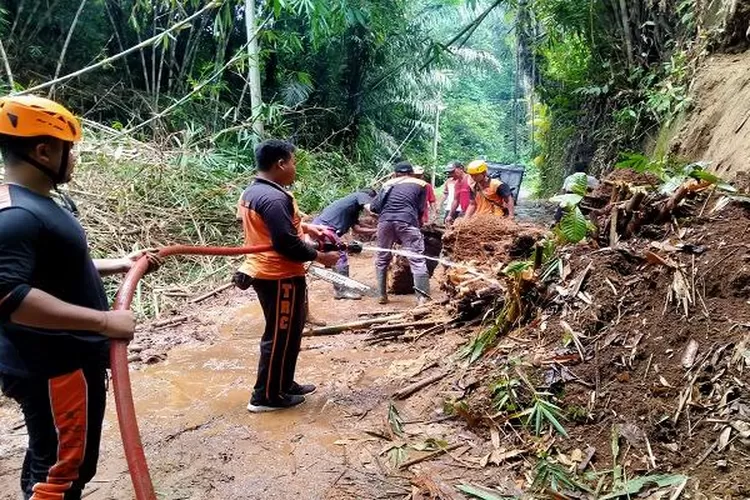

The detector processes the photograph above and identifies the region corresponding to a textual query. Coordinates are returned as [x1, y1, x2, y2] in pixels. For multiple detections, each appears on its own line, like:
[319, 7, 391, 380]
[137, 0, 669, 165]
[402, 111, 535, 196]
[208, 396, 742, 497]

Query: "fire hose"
[111, 244, 272, 500]
[110, 235, 362, 499]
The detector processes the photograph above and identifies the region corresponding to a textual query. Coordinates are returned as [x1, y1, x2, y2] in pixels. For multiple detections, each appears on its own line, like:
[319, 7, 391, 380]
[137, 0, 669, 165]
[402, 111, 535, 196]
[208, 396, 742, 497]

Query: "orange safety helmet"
[0, 95, 82, 142]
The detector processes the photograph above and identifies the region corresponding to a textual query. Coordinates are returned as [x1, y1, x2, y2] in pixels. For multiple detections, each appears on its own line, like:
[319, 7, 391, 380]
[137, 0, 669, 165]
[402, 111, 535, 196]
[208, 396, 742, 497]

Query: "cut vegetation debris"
[347, 172, 750, 499]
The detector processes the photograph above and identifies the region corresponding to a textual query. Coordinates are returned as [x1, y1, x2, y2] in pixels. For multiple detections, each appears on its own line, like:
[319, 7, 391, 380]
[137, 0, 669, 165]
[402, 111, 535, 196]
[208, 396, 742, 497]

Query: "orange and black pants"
[252, 276, 307, 402]
[0, 367, 106, 500]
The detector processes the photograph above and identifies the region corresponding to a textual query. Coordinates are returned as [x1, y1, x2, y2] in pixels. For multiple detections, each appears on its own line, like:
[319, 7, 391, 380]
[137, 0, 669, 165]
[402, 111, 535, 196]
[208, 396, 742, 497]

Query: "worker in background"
[563, 161, 600, 193]
[370, 161, 430, 305]
[312, 188, 377, 300]
[443, 161, 472, 224]
[464, 159, 515, 219]
[412, 165, 437, 225]
[0, 95, 161, 500]
[235, 140, 338, 412]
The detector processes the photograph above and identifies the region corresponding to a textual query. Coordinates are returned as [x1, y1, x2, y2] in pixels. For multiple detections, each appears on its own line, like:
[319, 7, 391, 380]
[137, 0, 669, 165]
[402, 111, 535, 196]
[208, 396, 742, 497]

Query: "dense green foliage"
[517, 0, 738, 194]
[0, 0, 532, 209]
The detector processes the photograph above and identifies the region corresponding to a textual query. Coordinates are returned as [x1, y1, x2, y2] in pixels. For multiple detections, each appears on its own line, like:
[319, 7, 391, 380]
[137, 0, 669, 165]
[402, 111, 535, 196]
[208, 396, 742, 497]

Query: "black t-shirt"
[0, 184, 110, 378]
[313, 192, 372, 235]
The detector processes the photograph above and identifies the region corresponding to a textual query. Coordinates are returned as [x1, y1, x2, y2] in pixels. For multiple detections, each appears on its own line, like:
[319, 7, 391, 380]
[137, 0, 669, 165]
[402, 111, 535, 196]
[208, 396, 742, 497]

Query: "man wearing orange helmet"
[464, 159, 515, 219]
[0, 95, 157, 499]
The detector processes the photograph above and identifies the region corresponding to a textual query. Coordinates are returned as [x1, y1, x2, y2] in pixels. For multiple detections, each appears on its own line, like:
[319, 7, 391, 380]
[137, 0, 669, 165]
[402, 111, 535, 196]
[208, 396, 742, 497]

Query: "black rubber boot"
[377, 269, 389, 304]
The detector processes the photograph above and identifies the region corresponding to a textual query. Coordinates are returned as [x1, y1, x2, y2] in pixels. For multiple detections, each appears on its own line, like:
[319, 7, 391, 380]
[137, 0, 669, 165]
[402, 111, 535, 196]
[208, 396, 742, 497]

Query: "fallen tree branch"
[190, 282, 233, 304]
[370, 319, 442, 332]
[393, 370, 450, 400]
[398, 444, 462, 470]
[304, 314, 404, 336]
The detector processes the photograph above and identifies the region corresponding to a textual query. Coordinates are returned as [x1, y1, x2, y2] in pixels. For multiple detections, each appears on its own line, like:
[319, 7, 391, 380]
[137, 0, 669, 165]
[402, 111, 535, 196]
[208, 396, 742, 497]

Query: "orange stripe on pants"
[279, 282, 297, 390]
[265, 284, 283, 400]
[31, 370, 88, 500]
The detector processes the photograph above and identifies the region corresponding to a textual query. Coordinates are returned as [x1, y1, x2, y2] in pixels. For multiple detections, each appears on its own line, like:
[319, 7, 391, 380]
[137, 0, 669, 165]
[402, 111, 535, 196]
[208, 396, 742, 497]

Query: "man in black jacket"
[312, 188, 376, 299]
[370, 162, 430, 305]
[236, 139, 339, 412]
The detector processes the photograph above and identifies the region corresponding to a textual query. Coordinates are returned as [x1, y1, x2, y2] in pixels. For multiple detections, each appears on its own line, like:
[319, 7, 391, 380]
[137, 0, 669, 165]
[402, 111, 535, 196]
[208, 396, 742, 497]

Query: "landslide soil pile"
[443, 215, 546, 265]
[428, 187, 750, 497]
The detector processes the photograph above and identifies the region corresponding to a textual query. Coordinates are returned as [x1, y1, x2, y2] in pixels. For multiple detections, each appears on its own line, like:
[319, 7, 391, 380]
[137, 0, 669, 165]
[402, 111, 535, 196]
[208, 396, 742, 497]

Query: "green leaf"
[567, 172, 589, 196]
[503, 260, 533, 277]
[456, 484, 513, 500]
[615, 152, 650, 173]
[387, 402, 404, 437]
[549, 193, 583, 209]
[690, 168, 721, 184]
[560, 206, 589, 243]
[386, 445, 408, 467]
[599, 474, 688, 500]
[540, 404, 568, 437]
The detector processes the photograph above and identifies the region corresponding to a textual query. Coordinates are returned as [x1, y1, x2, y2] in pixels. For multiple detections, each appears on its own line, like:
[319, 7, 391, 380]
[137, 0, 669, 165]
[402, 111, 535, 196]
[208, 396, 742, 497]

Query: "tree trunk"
[431, 102, 441, 186]
[0, 37, 13, 89]
[617, 0, 635, 67]
[9, 0, 27, 39]
[49, 0, 88, 98]
[246, 0, 265, 139]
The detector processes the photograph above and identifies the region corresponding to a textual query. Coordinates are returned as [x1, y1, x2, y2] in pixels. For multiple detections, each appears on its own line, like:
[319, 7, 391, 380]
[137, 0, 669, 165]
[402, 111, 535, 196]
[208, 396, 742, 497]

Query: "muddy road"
[0, 255, 465, 500]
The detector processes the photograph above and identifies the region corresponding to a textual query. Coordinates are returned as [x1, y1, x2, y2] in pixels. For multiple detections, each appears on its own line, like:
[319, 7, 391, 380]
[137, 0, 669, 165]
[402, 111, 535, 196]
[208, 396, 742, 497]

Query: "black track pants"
[251, 276, 307, 402]
[0, 367, 107, 500]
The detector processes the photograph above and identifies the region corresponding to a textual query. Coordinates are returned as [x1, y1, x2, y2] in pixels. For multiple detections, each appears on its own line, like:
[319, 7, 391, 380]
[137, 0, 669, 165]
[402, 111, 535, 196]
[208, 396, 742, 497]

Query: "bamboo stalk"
[303, 314, 405, 337]
[49, 0, 88, 98]
[0, 38, 14, 88]
[16, 1, 220, 96]
[103, 0, 133, 87]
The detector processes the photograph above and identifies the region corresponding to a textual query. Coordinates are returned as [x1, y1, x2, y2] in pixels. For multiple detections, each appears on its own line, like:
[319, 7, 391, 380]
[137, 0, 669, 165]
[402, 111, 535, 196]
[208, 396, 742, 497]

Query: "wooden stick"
[393, 371, 450, 400]
[304, 314, 404, 336]
[398, 444, 462, 470]
[609, 206, 619, 247]
[370, 319, 441, 332]
[152, 315, 189, 329]
[190, 282, 233, 303]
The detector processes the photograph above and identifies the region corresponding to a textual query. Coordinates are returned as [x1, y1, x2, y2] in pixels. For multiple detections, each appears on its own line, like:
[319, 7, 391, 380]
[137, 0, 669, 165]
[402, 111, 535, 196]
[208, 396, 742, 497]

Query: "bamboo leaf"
[599, 474, 688, 500]
[456, 484, 513, 500]
[387, 402, 404, 437]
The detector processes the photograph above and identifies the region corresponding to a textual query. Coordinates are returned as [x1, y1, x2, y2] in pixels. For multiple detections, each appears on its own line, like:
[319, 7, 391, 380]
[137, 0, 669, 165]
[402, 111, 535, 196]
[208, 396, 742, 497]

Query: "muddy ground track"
[0, 255, 474, 500]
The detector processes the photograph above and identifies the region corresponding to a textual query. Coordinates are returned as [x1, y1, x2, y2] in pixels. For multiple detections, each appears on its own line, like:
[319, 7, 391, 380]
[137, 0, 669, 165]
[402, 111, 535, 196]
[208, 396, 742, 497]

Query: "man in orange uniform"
[464, 159, 515, 219]
[235, 139, 338, 412]
[0, 96, 159, 500]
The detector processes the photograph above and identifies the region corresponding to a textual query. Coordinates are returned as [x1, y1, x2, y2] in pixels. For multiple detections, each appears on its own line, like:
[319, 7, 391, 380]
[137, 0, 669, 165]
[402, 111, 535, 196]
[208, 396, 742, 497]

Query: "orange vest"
[238, 191, 308, 280]
[473, 178, 508, 216]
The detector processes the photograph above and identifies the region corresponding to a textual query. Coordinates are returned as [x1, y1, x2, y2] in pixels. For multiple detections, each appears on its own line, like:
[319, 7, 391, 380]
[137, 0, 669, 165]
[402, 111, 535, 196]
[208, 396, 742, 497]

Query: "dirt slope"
[675, 50, 750, 179]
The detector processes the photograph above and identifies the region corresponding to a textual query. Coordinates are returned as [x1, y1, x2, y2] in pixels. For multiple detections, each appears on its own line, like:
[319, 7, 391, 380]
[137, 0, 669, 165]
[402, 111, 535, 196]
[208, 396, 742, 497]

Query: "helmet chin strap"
[18, 143, 78, 215]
